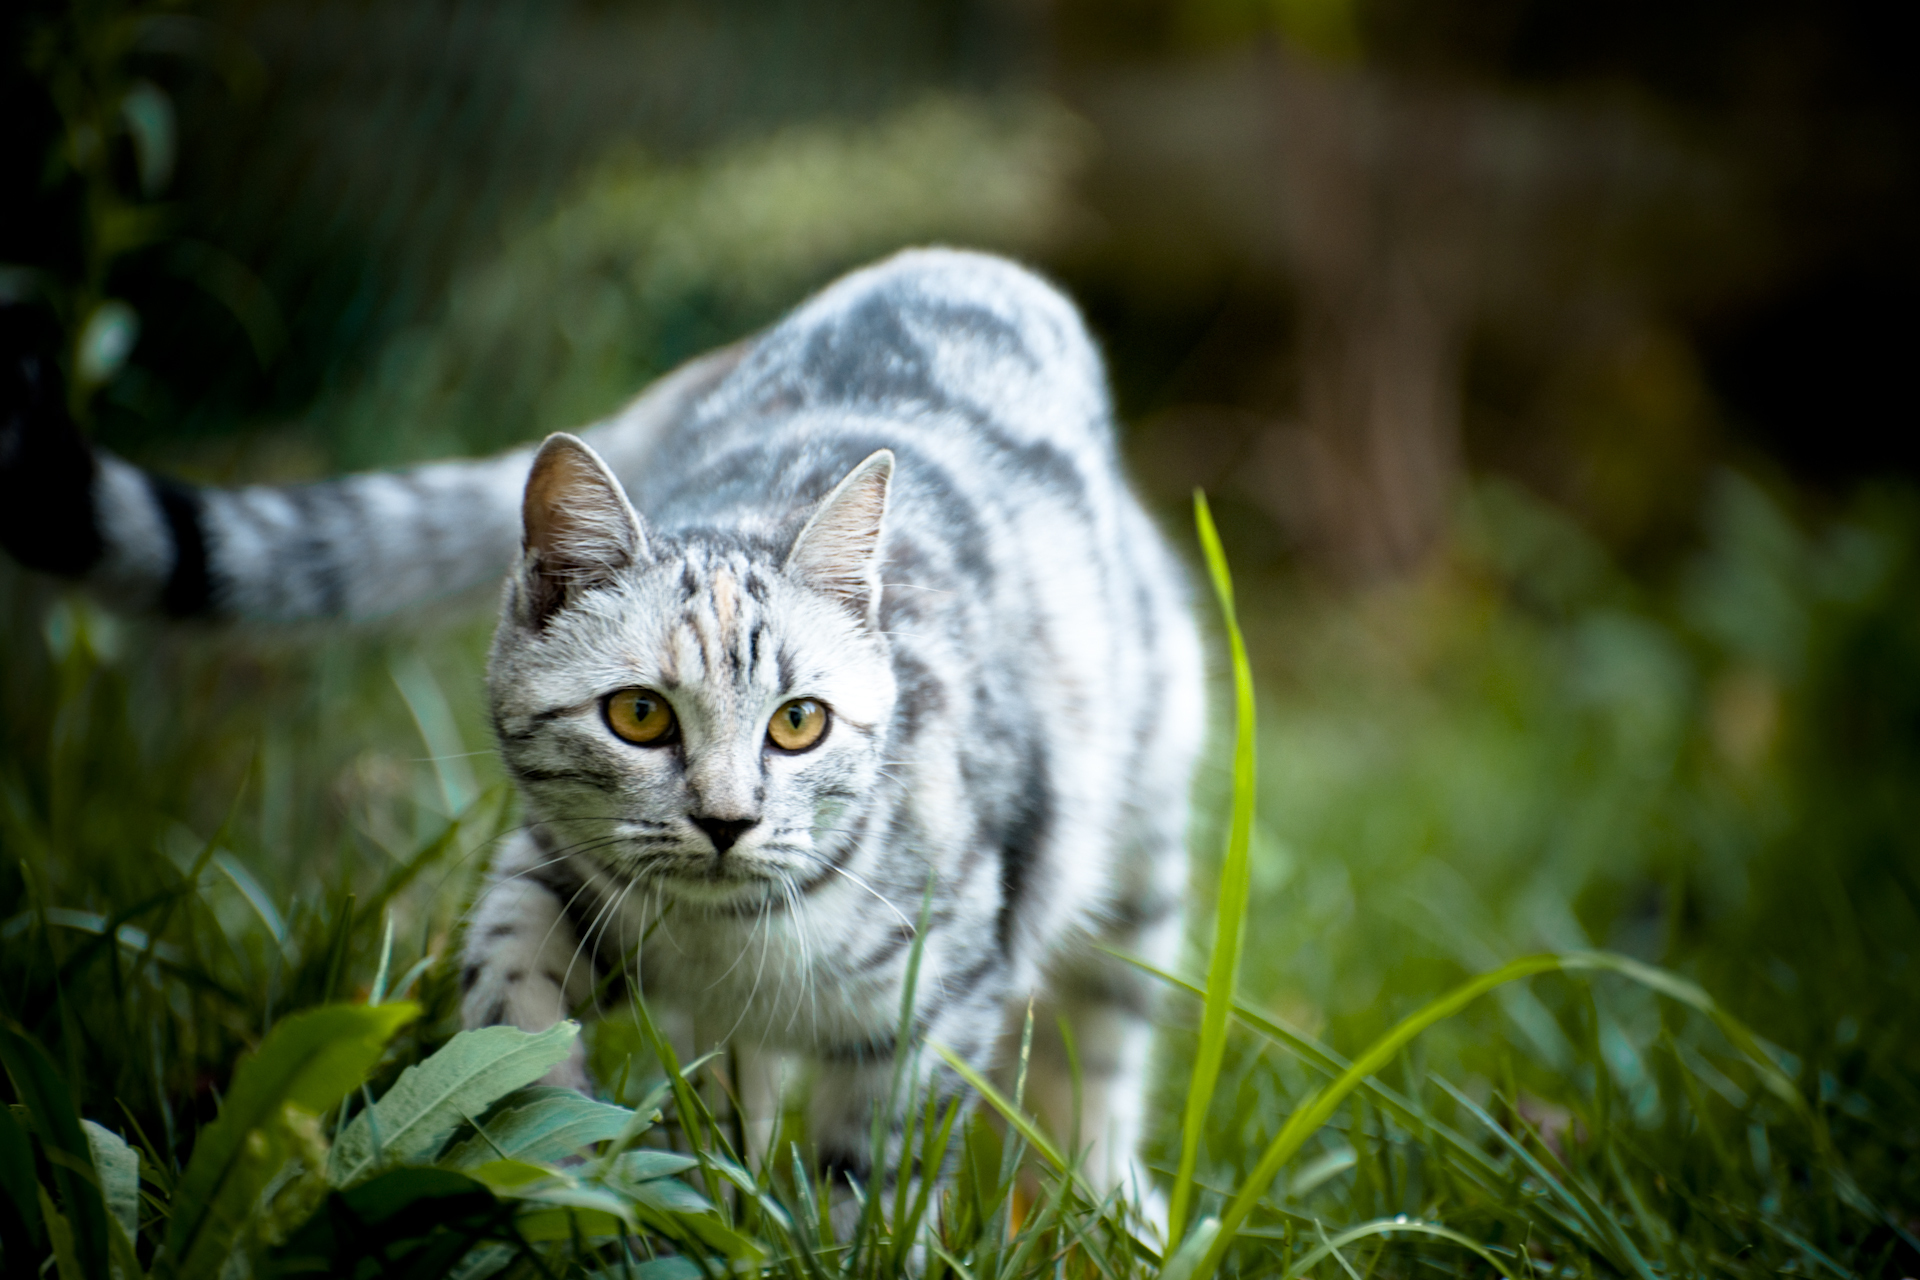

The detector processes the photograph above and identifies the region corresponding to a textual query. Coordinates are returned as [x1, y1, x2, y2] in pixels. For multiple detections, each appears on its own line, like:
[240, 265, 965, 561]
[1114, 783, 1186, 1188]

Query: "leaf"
[627, 1175, 715, 1215]
[1169, 491, 1257, 1249]
[329, 1023, 578, 1186]
[266, 1167, 508, 1279]
[41, 1187, 84, 1280]
[617, 1150, 701, 1182]
[514, 1205, 630, 1242]
[162, 1002, 419, 1280]
[1, 1021, 110, 1280]
[0, 1100, 44, 1261]
[442, 1086, 632, 1169]
[591, 1260, 704, 1280]
[82, 1120, 140, 1244]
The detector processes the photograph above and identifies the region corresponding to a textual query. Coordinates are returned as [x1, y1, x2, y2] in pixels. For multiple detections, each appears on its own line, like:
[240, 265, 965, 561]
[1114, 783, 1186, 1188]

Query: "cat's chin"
[644, 864, 782, 909]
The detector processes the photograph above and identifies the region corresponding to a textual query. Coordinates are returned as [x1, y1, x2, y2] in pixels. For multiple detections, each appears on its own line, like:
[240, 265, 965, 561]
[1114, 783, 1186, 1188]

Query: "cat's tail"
[0, 319, 740, 622]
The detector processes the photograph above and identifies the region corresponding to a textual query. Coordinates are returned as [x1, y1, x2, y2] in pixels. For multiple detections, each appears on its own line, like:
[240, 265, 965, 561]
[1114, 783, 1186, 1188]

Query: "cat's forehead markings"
[712, 566, 738, 634]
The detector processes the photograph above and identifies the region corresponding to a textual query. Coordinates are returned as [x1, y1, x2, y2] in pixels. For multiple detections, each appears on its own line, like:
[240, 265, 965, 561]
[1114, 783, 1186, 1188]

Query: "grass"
[5, 474, 1918, 1279]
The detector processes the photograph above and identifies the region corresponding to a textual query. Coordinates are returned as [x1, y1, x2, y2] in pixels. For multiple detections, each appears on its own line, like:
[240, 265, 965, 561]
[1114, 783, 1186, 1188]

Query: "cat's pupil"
[786, 705, 805, 728]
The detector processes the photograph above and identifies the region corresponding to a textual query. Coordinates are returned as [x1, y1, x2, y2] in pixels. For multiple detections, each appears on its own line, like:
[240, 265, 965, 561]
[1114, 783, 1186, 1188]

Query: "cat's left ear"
[786, 449, 892, 628]
[517, 433, 650, 629]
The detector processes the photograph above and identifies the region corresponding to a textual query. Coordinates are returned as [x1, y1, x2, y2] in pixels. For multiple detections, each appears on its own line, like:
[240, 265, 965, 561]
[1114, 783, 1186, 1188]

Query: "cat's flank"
[0, 249, 1205, 1201]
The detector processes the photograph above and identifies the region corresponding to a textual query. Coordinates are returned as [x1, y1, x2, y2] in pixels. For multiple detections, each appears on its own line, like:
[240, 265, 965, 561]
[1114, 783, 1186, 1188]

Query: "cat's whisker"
[802, 854, 916, 935]
[451, 834, 635, 933]
[573, 874, 639, 1018]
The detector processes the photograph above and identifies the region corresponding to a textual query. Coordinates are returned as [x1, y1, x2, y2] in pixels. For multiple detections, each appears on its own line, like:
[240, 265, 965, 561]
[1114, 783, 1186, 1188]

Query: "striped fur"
[3, 250, 1205, 1198]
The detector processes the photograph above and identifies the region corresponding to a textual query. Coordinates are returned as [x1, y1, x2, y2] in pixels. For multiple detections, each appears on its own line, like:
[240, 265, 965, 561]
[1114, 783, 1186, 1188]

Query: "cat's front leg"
[808, 971, 1004, 1230]
[462, 834, 599, 1090]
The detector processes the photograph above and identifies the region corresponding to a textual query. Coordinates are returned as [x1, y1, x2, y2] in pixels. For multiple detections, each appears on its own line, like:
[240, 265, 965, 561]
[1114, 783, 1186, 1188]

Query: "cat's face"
[488, 435, 896, 908]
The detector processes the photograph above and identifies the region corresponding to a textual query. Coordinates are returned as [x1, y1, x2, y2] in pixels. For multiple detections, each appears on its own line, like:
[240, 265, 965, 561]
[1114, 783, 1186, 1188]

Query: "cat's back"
[635, 249, 1131, 539]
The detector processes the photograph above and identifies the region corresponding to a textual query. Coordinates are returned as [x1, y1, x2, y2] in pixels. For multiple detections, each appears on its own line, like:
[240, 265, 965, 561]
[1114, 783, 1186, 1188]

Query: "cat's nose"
[691, 815, 757, 855]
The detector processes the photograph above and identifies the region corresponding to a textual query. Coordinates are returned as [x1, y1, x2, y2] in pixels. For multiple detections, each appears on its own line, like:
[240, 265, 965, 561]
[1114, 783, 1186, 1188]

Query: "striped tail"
[0, 334, 740, 623]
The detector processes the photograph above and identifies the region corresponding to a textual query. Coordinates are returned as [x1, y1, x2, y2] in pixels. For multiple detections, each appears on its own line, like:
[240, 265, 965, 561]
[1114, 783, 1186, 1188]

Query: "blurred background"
[2, 0, 1917, 1269]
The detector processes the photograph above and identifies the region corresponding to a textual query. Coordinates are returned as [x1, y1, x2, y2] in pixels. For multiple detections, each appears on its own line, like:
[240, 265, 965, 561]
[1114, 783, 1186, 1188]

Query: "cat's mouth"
[637, 850, 781, 904]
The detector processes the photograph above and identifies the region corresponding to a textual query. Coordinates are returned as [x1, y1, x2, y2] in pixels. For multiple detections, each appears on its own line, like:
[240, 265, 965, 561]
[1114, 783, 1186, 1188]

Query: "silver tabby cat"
[2, 249, 1204, 1199]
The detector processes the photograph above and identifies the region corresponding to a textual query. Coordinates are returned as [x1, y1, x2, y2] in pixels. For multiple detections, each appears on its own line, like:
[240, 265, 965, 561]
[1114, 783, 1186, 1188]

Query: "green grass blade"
[1187, 947, 1809, 1280]
[1270, 1218, 1521, 1280]
[928, 1042, 1073, 1183]
[0, 1100, 44, 1261]
[0, 1020, 110, 1280]
[1109, 949, 1529, 1197]
[1190, 953, 1584, 1280]
[1168, 491, 1258, 1248]
[1433, 1077, 1644, 1273]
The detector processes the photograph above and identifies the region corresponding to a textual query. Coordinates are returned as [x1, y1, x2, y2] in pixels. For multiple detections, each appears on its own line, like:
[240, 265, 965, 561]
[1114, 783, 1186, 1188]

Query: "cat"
[0, 249, 1205, 1204]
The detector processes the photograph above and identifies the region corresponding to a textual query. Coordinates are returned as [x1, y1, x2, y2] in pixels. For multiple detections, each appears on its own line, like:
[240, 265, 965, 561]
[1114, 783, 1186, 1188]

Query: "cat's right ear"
[516, 433, 648, 629]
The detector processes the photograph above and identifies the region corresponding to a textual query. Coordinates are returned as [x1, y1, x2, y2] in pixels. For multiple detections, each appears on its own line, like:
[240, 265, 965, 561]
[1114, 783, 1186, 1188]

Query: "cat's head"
[488, 433, 897, 907]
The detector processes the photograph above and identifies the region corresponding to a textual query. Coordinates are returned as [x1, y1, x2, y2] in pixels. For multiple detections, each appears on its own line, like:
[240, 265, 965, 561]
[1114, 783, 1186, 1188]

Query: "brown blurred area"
[5, 0, 1914, 580]
[1046, 0, 1915, 578]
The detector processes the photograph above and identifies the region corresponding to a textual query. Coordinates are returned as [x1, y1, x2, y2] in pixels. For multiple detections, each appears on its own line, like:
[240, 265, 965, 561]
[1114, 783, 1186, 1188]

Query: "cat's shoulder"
[706, 248, 1107, 429]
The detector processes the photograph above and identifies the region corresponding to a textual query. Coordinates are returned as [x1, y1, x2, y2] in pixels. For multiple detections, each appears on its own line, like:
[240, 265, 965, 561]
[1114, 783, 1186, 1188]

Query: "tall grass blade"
[0, 1021, 110, 1280]
[1272, 1219, 1521, 1280]
[0, 1101, 44, 1261]
[1168, 491, 1258, 1247]
[928, 1042, 1072, 1183]
[1190, 950, 1805, 1280]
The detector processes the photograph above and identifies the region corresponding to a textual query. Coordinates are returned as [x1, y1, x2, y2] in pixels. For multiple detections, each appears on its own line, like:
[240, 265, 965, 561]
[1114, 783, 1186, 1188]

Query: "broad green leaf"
[447, 1242, 516, 1280]
[329, 1022, 577, 1186]
[617, 1150, 700, 1182]
[589, 1260, 703, 1280]
[501, 1177, 637, 1220]
[464, 1158, 566, 1191]
[0, 1100, 43, 1261]
[162, 1001, 419, 1280]
[442, 1086, 632, 1169]
[515, 1205, 629, 1242]
[82, 1120, 140, 1243]
[1, 1023, 110, 1280]
[628, 1174, 715, 1215]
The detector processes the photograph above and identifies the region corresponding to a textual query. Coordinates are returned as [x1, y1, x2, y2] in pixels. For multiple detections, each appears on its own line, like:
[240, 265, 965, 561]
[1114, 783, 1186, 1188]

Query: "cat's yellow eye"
[605, 688, 676, 745]
[767, 698, 828, 752]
